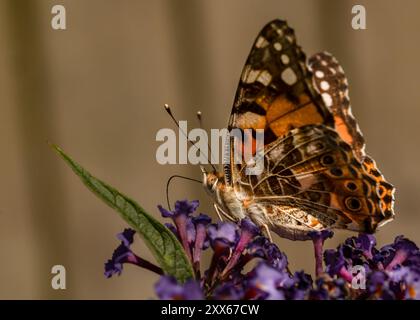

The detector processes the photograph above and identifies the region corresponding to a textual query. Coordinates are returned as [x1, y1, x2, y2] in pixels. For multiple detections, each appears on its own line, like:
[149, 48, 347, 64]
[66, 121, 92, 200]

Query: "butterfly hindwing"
[308, 52, 365, 161]
[244, 125, 391, 237]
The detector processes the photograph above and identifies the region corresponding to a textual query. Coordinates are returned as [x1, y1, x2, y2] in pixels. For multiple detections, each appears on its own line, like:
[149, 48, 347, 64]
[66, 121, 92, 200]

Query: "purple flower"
[344, 233, 377, 260]
[290, 271, 313, 300]
[207, 222, 239, 252]
[373, 244, 395, 268]
[158, 199, 199, 218]
[104, 199, 420, 301]
[158, 200, 201, 261]
[213, 282, 245, 300]
[384, 266, 420, 299]
[155, 276, 204, 300]
[386, 236, 419, 270]
[117, 228, 136, 247]
[244, 236, 288, 271]
[367, 271, 397, 300]
[104, 229, 137, 278]
[221, 219, 261, 278]
[104, 228, 163, 278]
[309, 230, 334, 277]
[308, 230, 334, 242]
[310, 276, 348, 300]
[402, 269, 420, 299]
[246, 262, 293, 300]
[192, 214, 211, 252]
[324, 247, 347, 277]
[358, 234, 377, 259]
[192, 214, 211, 259]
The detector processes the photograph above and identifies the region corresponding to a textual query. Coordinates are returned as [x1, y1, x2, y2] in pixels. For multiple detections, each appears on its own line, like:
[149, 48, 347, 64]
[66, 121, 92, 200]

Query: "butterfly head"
[201, 166, 225, 198]
[202, 167, 217, 195]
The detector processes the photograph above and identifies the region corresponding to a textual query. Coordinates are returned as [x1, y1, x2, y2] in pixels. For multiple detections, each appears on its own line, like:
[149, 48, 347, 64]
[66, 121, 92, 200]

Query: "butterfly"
[203, 19, 395, 241]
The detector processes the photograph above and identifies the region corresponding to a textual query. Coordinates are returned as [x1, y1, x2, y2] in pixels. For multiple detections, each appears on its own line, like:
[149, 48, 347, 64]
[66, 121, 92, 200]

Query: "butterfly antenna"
[164, 104, 216, 173]
[164, 104, 199, 151]
[196, 110, 217, 172]
[166, 175, 202, 210]
[196, 110, 203, 128]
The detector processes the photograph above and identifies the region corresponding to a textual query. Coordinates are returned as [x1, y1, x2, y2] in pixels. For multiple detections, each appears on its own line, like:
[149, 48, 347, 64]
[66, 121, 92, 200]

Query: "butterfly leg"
[261, 223, 273, 242]
[214, 204, 236, 222]
[214, 204, 224, 222]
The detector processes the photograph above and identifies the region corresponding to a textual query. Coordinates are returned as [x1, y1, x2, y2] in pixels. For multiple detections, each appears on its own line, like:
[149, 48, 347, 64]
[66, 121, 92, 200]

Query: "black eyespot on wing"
[346, 181, 358, 191]
[378, 185, 385, 196]
[320, 154, 335, 166]
[330, 167, 343, 177]
[345, 197, 362, 211]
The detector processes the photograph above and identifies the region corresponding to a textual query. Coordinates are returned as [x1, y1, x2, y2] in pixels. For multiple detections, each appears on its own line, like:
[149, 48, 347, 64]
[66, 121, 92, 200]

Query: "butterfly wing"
[308, 51, 395, 226]
[249, 125, 392, 237]
[224, 19, 332, 185]
[223, 19, 394, 238]
[228, 20, 333, 142]
[308, 52, 365, 161]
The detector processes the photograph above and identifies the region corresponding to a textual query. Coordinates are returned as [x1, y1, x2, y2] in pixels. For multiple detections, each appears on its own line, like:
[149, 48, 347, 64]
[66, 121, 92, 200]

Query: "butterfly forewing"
[229, 20, 333, 143]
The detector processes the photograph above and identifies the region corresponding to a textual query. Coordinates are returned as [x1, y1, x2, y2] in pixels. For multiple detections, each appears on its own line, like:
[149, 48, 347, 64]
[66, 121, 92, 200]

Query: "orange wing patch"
[333, 115, 354, 148]
[266, 94, 324, 137]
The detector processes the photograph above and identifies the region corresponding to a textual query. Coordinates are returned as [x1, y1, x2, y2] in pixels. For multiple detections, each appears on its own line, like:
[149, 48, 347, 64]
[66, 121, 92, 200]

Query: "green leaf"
[52, 144, 194, 282]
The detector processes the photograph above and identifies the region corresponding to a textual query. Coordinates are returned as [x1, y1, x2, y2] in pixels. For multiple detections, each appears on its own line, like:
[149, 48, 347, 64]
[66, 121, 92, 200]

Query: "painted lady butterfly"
[203, 19, 395, 241]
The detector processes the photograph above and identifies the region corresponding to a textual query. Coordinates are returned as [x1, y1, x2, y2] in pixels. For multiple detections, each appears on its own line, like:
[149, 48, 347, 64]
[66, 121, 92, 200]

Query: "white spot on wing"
[242, 67, 259, 83]
[321, 93, 333, 107]
[257, 70, 272, 86]
[273, 42, 282, 51]
[256, 36, 268, 48]
[281, 68, 297, 86]
[320, 81, 330, 91]
[281, 54, 290, 65]
[276, 28, 284, 36]
[315, 71, 324, 78]
[286, 35, 294, 43]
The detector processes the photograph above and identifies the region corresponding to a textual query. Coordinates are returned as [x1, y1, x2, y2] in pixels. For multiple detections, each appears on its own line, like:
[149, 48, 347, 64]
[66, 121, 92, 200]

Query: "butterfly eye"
[320, 154, 335, 166]
[345, 197, 362, 211]
[345, 181, 358, 191]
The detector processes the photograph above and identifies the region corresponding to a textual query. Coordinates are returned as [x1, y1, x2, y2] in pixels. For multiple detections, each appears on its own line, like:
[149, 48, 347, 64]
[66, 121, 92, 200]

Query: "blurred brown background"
[0, 0, 419, 299]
